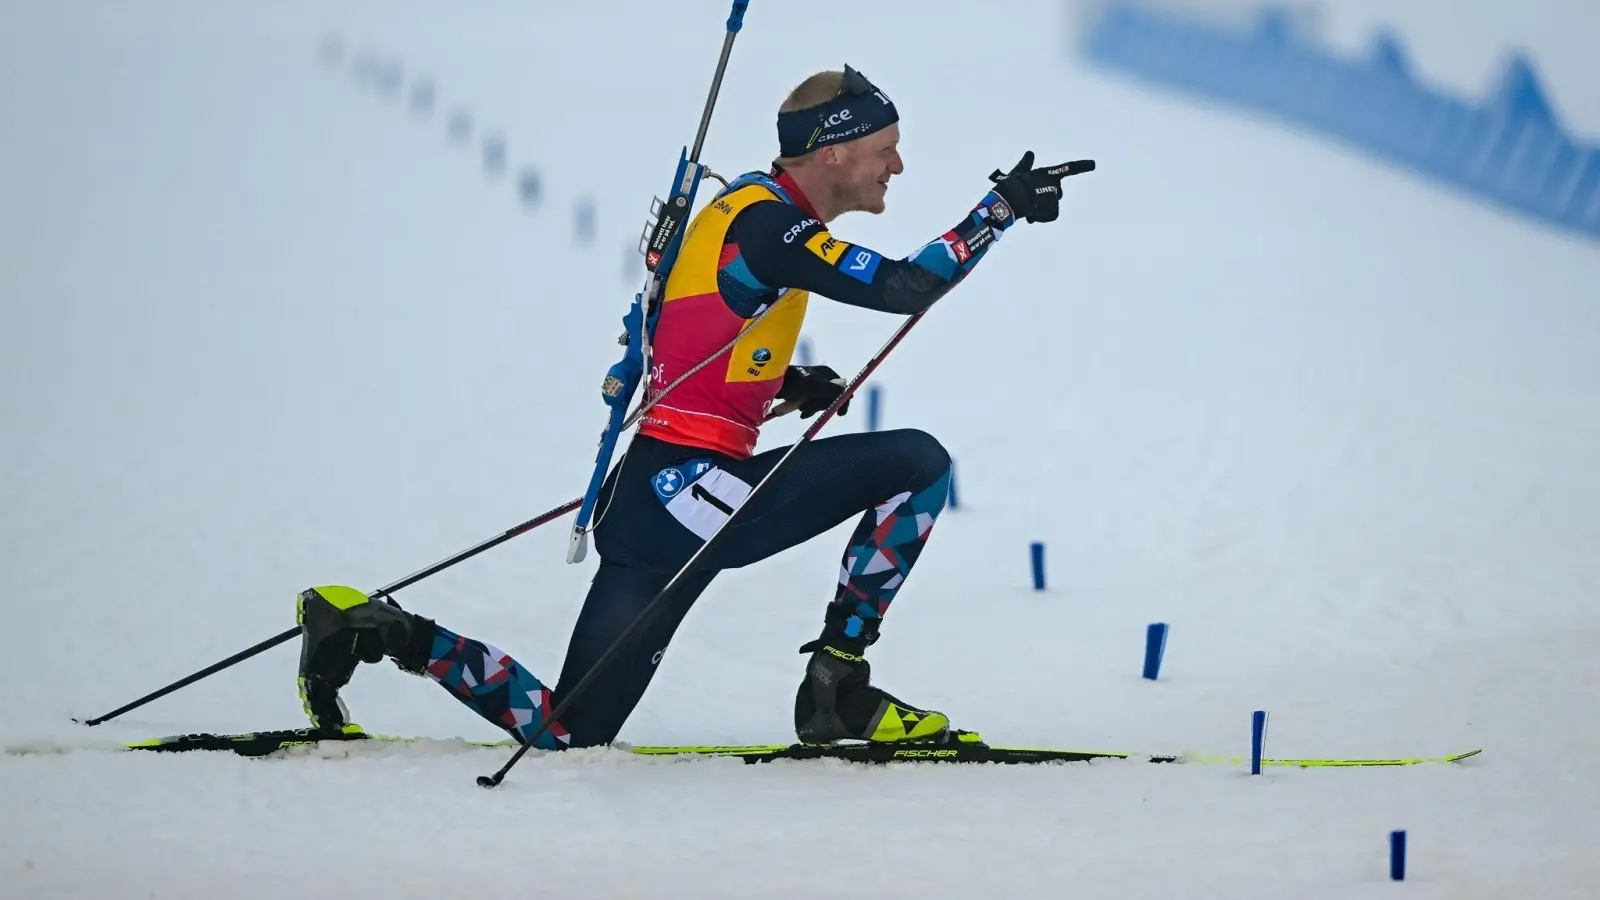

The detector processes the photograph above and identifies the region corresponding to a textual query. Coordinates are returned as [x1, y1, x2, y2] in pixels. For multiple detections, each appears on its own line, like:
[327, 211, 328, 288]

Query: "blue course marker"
[482, 135, 506, 175]
[410, 78, 434, 115]
[1030, 541, 1046, 591]
[318, 35, 344, 66]
[1390, 830, 1407, 881]
[946, 458, 959, 510]
[518, 168, 542, 208]
[447, 109, 473, 142]
[575, 197, 596, 243]
[1142, 622, 1168, 680]
[866, 384, 881, 432]
[1251, 710, 1268, 775]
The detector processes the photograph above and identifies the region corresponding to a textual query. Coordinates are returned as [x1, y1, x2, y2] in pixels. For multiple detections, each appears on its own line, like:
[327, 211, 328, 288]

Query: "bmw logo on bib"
[653, 467, 686, 500]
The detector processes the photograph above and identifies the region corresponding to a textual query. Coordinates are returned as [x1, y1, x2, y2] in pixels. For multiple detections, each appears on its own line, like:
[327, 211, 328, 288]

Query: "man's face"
[825, 123, 903, 215]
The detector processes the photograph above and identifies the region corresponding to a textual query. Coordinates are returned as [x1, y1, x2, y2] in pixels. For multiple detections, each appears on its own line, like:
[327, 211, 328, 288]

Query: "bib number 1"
[652, 460, 753, 541]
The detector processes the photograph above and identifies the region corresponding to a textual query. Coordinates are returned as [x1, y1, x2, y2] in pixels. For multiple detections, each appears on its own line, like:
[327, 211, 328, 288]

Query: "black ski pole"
[79, 403, 803, 727]
[477, 310, 929, 787]
[76, 497, 582, 726]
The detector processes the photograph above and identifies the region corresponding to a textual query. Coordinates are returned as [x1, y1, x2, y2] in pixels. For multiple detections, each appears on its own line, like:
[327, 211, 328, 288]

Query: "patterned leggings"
[418, 429, 952, 749]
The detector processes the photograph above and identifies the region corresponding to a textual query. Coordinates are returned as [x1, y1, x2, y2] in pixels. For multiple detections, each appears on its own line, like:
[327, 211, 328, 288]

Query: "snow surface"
[3, 1, 1598, 897]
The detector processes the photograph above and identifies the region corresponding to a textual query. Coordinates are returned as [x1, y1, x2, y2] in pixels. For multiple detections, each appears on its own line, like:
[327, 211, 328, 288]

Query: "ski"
[116, 727, 1481, 767]
[630, 741, 1173, 765]
[120, 727, 1166, 763]
[122, 727, 513, 758]
[1185, 748, 1483, 767]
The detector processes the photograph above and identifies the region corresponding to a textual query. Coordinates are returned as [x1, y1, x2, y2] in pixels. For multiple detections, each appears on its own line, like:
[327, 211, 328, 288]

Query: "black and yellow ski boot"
[793, 625, 953, 746]
[295, 585, 426, 734]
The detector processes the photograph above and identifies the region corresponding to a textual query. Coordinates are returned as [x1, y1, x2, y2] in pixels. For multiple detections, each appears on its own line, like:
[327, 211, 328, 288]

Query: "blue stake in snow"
[795, 336, 813, 367]
[1390, 830, 1407, 881]
[623, 242, 641, 282]
[518, 168, 542, 208]
[1030, 541, 1046, 591]
[946, 458, 959, 510]
[1142, 622, 1168, 680]
[575, 197, 596, 243]
[866, 383, 882, 431]
[448, 109, 472, 142]
[410, 78, 434, 115]
[376, 60, 403, 96]
[482, 135, 506, 175]
[1251, 709, 1268, 775]
[318, 35, 344, 67]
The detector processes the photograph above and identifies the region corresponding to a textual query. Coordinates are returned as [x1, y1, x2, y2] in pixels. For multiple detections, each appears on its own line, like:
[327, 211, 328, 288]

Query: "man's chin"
[842, 187, 888, 215]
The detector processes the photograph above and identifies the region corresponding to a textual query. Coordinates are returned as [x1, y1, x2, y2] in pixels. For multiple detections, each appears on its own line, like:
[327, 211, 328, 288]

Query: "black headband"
[776, 64, 899, 159]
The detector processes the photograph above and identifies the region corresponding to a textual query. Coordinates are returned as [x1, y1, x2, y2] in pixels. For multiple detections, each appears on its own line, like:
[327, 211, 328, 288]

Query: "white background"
[2, 1, 1597, 897]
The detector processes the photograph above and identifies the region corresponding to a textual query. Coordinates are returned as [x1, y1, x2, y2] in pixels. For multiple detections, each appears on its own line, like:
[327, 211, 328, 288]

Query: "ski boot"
[793, 617, 955, 746]
[295, 585, 429, 733]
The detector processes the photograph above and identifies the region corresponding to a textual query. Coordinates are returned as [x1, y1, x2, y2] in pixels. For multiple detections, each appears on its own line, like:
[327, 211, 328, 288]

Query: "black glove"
[777, 365, 850, 418]
[988, 152, 1095, 224]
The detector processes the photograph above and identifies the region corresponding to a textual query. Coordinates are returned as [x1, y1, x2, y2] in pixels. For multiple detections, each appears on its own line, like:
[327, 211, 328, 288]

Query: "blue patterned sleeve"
[733, 191, 1020, 315]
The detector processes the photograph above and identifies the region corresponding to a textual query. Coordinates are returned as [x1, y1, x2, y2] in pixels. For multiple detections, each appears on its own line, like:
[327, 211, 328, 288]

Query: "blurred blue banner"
[1079, 2, 1600, 242]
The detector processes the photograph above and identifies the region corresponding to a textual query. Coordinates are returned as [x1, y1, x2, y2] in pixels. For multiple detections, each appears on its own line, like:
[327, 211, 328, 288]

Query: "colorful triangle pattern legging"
[413, 428, 952, 749]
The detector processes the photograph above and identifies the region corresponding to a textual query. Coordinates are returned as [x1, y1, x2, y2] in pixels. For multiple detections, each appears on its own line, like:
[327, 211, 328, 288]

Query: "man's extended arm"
[730, 190, 1018, 316]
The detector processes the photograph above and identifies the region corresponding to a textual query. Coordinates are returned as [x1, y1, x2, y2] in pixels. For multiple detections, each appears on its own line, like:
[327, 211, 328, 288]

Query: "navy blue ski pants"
[547, 429, 953, 746]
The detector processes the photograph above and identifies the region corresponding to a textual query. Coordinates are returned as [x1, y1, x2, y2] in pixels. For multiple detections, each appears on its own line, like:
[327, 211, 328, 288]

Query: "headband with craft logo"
[776, 65, 899, 159]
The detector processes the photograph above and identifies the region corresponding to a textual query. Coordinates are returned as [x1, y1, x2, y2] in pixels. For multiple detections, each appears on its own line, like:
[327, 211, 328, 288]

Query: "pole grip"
[727, 0, 749, 32]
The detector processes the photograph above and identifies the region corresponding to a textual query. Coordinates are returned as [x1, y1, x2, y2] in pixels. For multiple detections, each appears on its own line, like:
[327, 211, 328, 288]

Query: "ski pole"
[478, 309, 930, 788]
[77, 400, 801, 727]
[76, 496, 582, 726]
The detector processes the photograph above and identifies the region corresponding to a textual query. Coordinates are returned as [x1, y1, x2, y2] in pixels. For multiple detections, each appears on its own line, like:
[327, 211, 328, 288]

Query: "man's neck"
[776, 165, 840, 223]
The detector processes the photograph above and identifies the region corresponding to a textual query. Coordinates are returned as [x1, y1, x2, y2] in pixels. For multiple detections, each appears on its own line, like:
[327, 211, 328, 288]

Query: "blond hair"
[775, 70, 845, 167]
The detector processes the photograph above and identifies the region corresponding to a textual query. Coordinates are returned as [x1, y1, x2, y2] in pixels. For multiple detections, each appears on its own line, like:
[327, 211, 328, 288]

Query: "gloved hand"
[987, 152, 1096, 224]
[776, 364, 851, 418]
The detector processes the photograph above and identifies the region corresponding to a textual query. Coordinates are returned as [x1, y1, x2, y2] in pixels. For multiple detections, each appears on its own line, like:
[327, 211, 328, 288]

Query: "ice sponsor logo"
[821, 109, 852, 128]
[782, 218, 820, 243]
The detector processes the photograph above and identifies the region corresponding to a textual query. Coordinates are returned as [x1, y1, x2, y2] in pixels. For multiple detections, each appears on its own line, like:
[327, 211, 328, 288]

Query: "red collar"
[773, 168, 822, 219]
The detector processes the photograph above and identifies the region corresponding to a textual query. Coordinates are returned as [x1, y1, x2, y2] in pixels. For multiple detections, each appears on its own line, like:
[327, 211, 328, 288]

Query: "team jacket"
[636, 167, 1019, 459]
